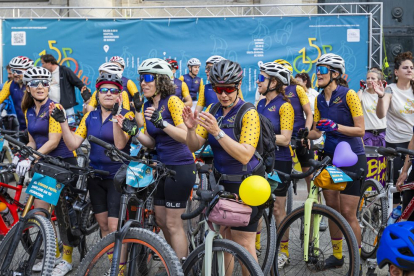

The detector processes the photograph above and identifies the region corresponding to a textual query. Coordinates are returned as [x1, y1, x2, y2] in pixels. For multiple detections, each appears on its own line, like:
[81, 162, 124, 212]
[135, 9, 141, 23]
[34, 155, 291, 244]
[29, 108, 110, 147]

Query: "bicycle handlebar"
[395, 147, 414, 157]
[377, 147, 400, 157]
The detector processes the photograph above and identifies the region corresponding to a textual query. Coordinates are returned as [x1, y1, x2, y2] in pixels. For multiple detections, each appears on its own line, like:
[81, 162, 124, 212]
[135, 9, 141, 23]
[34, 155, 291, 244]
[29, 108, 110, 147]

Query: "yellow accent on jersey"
[126, 79, 138, 97]
[181, 81, 190, 98]
[49, 104, 63, 134]
[280, 102, 294, 131]
[167, 96, 185, 126]
[240, 109, 260, 148]
[296, 85, 310, 106]
[178, 75, 184, 82]
[346, 90, 364, 117]
[314, 97, 320, 122]
[0, 81, 12, 104]
[88, 90, 130, 110]
[142, 111, 147, 133]
[75, 112, 90, 139]
[195, 104, 211, 139]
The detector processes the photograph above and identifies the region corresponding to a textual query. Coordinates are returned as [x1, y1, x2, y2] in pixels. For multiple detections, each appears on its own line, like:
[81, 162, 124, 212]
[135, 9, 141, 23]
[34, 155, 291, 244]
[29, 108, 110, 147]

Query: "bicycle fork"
[303, 184, 322, 263]
[204, 223, 224, 276]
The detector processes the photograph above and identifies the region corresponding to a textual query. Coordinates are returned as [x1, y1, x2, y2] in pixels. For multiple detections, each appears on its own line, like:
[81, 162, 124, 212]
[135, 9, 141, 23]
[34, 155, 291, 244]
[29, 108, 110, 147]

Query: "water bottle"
[0, 202, 13, 227]
[387, 205, 402, 225]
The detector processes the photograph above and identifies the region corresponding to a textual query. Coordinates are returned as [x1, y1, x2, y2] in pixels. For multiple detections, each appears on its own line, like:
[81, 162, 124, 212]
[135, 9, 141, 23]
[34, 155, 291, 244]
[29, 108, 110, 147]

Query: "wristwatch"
[161, 121, 169, 129]
[214, 130, 225, 140]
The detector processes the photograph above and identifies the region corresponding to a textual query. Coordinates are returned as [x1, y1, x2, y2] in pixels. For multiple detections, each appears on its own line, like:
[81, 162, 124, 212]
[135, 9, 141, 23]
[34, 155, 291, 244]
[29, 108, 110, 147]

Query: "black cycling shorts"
[154, 163, 196, 209]
[403, 171, 414, 221]
[87, 177, 122, 218]
[273, 160, 293, 197]
[322, 153, 367, 197]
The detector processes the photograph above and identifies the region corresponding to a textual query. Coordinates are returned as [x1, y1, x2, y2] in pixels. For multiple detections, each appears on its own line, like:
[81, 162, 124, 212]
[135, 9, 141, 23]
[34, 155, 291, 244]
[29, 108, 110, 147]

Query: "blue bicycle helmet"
[377, 221, 414, 271]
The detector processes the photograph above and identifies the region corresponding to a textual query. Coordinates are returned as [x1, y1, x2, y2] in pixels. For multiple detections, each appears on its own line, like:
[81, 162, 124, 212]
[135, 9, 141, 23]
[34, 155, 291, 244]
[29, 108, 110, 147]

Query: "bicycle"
[181, 175, 266, 276]
[76, 135, 184, 276]
[357, 146, 414, 260]
[274, 156, 362, 276]
[0, 134, 109, 276]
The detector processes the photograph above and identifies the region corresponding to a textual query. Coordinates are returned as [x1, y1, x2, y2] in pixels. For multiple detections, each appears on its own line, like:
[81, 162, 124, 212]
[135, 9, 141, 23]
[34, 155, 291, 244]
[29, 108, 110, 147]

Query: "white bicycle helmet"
[260, 62, 291, 86]
[23, 66, 52, 85]
[187, 58, 201, 67]
[9, 56, 33, 70]
[206, 55, 226, 65]
[138, 58, 173, 80]
[99, 62, 123, 78]
[316, 53, 346, 74]
[110, 56, 125, 68]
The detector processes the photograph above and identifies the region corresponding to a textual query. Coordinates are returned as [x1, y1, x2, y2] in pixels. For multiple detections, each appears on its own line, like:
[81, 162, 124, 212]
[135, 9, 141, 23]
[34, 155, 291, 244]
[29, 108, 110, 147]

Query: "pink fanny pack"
[208, 197, 252, 227]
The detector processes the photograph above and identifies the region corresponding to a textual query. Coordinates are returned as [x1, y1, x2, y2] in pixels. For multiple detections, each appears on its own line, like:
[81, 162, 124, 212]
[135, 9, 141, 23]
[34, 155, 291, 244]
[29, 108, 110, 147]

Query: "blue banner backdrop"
[3, 16, 368, 110]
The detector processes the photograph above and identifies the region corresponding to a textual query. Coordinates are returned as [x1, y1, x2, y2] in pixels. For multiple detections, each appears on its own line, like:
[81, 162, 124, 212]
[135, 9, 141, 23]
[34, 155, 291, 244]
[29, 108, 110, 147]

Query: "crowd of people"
[1, 50, 414, 275]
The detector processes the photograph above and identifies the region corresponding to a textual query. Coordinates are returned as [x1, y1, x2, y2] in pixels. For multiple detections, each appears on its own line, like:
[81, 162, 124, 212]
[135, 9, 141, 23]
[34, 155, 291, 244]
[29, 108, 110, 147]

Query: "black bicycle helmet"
[209, 60, 243, 85]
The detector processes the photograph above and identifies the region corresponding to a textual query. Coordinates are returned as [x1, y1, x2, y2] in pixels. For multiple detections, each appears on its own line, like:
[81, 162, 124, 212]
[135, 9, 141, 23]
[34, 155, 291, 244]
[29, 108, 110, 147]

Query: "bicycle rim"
[357, 179, 387, 260]
[276, 204, 359, 276]
[256, 209, 276, 276]
[77, 227, 183, 276]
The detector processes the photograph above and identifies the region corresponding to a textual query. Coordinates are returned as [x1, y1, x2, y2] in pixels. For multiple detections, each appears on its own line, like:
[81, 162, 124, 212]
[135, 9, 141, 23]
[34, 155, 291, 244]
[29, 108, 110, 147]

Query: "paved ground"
[3, 178, 388, 275]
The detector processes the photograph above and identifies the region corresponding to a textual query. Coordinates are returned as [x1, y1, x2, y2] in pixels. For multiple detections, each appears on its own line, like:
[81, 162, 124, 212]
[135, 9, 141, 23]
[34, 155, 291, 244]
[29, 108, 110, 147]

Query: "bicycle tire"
[286, 184, 293, 215]
[76, 227, 183, 276]
[0, 215, 56, 276]
[357, 179, 387, 260]
[183, 239, 264, 276]
[275, 204, 360, 276]
[257, 209, 277, 276]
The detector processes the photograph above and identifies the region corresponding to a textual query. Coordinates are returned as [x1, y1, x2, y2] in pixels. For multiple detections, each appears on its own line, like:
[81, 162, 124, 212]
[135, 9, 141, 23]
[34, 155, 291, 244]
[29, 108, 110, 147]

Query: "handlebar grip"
[396, 147, 414, 157]
[290, 156, 331, 180]
[87, 135, 112, 150]
[181, 202, 206, 220]
[273, 170, 291, 182]
[0, 129, 18, 135]
[94, 169, 110, 176]
[3, 134, 26, 148]
[377, 147, 399, 157]
[168, 169, 176, 176]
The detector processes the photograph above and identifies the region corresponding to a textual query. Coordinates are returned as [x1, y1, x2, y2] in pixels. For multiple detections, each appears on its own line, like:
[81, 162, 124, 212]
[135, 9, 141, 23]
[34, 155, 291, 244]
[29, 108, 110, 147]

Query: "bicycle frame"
[0, 179, 23, 235]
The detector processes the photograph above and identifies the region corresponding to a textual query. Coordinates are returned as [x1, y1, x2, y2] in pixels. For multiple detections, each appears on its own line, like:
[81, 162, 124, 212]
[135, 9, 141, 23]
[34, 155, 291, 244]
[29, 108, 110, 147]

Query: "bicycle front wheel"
[256, 209, 276, 276]
[0, 214, 56, 276]
[357, 179, 387, 260]
[183, 239, 264, 276]
[76, 227, 183, 276]
[275, 204, 359, 276]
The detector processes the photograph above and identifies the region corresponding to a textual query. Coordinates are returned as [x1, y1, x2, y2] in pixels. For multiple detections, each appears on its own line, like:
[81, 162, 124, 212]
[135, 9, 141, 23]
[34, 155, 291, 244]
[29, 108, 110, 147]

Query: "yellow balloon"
[239, 175, 271, 206]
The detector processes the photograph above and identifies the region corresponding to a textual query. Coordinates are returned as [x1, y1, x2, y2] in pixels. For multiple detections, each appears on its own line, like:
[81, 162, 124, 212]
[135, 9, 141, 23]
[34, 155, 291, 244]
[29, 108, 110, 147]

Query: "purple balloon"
[332, 141, 358, 167]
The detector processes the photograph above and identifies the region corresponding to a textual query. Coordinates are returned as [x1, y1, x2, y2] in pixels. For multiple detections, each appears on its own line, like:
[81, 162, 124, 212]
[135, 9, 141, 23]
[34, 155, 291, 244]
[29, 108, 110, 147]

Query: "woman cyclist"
[357, 68, 387, 146]
[307, 53, 366, 270]
[166, 58, 192, 107]
[114, 58, 196, 261]
[183, 59, 264, 263]
[256, 62, 294, 268]
[18, 67, 77, 276]
[275, 59, 314, 190]
[50, 72, 134, 275]
[376, 51, 414, 205]
[109, 55, 139, 102]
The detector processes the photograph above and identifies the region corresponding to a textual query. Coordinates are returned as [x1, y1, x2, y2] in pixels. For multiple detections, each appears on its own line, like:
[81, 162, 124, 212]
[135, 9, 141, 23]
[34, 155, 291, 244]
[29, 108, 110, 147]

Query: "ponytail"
[337, 78, 349, 88]
[290, 76, 306, 90]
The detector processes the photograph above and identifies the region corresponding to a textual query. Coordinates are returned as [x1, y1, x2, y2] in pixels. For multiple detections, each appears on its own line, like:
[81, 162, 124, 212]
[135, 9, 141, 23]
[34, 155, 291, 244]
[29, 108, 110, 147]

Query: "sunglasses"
[205, 65, 213, 72]
[212, 85, 238, 95]
[98, 87, 120, 94]
[11, 69, 24, 75]
[139, 74, 155, 83]
[257, 74, 270, 83]
[28, 79, 50, 88]
[316, 66, 338, 75]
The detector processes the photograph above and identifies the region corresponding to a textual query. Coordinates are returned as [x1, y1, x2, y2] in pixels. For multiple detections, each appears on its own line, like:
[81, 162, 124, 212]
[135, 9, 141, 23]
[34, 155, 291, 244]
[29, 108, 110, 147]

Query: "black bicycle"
[76, 135, 184, 276]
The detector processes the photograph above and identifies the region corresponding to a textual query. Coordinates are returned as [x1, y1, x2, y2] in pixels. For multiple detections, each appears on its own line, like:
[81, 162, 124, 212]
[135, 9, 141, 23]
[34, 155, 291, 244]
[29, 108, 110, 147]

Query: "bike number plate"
[126, 161, 154, 188]
[326, 166, 352, 183]
[0, 135, 4, 151]
[130, 143, 142, 157]
[26, 172, 64, 205]
[268, 171, 282, 183]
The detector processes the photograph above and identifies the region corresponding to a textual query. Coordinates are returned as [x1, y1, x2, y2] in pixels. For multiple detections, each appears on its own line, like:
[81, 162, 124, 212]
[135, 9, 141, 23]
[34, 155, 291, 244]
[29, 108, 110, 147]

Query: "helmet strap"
[263, 80, 277, 96]
[222, 92, 238, 110]
[318, 71, 339, 90]
[189, 66, 197, 77]
[151, 75, 159, 100]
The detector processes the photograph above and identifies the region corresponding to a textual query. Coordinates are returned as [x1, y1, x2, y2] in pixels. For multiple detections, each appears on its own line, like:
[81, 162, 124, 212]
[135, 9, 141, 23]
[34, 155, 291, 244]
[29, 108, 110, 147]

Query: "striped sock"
[359, 246, 361, 256]
[107, 250, 114, 263]
[280, 240, 289, 257]
[119, 262, 126, 276]
[62, 244, 73, 264]
[55, 240, 60, 258]
[332, 238, 343, 259]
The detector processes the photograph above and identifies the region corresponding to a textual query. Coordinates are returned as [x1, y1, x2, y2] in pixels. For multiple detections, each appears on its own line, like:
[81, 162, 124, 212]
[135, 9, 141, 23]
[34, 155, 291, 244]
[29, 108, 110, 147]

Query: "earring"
[395, 76, 398, 80]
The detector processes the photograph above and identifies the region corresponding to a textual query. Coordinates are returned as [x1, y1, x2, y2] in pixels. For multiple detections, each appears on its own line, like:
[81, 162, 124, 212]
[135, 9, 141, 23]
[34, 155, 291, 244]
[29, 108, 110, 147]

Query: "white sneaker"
[52, 260, 73, 276]
[103, 267, 112, 276]
[278, 253, 290, 268]
[32, 256, 61, 272]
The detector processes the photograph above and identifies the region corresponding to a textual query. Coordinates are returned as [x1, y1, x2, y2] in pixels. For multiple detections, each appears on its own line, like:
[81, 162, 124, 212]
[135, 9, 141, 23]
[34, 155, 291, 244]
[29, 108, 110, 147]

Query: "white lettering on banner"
[103, 29, 119, 42]
[247, 38, 265, 57]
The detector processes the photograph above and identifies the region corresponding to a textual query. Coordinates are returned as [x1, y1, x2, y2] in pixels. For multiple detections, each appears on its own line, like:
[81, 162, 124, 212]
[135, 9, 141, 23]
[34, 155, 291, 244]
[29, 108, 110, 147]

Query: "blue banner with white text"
[2, 16, 369, 109]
